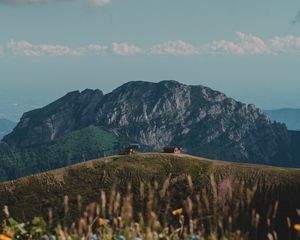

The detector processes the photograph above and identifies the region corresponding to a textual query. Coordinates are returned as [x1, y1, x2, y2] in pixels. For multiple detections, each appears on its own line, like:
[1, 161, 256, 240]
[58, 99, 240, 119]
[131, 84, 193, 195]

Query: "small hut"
[124, 143, 140, 154]
[163, 146, 182, 154]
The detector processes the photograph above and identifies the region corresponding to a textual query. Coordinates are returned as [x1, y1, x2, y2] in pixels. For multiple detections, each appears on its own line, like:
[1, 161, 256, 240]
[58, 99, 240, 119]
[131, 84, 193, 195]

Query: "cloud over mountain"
[111, 42, 144, 55]
[150, 40, 199, 56]
[208, 32, 271, 55]
[4, 33, 300, 57]
[271, 36, 300, 53]
[7, 40, 83, 57]
[86, 44, 108, 55]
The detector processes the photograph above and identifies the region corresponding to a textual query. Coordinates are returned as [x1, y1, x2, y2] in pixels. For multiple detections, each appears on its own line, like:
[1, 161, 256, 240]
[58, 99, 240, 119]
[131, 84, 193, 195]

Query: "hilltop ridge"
[0, 152, 299, 239]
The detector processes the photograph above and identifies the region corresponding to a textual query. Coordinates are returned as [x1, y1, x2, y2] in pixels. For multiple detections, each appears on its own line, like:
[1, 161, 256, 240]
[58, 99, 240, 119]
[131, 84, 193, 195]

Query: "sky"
[0, 0, 300, 121]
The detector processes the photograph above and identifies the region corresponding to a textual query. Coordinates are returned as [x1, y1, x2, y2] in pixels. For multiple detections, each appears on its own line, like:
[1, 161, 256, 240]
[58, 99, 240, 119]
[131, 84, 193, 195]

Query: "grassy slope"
[0, 153, 299, 224]
[0, 126, 124, 181]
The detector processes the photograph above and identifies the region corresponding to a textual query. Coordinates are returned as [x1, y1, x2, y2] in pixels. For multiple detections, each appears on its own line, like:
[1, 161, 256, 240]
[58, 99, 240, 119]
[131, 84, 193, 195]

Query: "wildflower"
[294, 224, 300, 232]
[4, 230, 13, 238]
[172, 208, 183, 216]
[98, 218, 106, 226]
[0, 234, 12, 240]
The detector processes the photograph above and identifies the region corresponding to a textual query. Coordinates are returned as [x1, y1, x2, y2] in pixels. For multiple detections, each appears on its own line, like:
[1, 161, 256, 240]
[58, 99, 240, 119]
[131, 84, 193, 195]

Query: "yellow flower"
[294, 224, 300, 232]
[172, 208, 183, 216]
[0, 234, 12, 240]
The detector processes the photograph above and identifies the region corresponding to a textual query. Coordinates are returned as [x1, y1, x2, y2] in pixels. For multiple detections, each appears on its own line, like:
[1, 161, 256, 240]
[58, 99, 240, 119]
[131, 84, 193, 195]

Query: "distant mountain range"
[0, 80, 300, 181]
[265, 108, 300, 131]
[0, 119, 16, 140]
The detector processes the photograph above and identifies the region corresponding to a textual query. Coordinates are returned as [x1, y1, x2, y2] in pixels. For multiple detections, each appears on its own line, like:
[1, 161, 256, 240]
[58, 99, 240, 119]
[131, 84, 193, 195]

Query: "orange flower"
[98, 218, 106, 226]
[5, 230, 13, 238]
[294, 224, 300, 232]
[0, 234, 12, 240]
[172, 208, 183, 216]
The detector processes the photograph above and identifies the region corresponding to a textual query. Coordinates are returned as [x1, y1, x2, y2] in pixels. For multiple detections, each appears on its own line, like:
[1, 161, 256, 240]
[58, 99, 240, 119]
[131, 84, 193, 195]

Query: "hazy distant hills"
[265, 108, 300, 131]
[1, 80, 299, 178]
[0, 119, 16, 140]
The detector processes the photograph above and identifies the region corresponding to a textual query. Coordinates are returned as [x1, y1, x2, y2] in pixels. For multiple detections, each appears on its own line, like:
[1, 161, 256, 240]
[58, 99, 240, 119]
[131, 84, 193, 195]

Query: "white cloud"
[111, 42, 144, 55]
[88, 0, 111, 7]
[207, 32, 271, 55]
[37, 44, 83, 56]
[208, 40, 245, 55]
[236, 32, 271, 54]
[86, 44, 108, 55]
[7, 40, 110, 57]
[7, 39, 83, 57]
[5, 33, 300, 58]
[270, 36, 300, 53]
[150, 40, 199, 56]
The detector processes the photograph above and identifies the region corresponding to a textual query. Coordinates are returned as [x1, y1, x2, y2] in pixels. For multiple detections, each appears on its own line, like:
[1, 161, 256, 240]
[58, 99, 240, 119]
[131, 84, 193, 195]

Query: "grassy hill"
[0, 153, 299, 238]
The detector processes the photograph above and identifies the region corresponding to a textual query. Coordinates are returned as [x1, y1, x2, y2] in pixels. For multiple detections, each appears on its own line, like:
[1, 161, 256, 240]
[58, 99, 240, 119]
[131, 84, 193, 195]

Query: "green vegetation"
[0, 126, 125, 181]
[0, 153, 299, 239]
[1, 176, 297, 240]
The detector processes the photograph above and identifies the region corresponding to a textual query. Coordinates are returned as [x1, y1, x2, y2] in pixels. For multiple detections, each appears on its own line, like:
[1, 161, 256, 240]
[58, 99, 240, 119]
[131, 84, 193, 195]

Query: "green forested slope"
[0, 126, 124, 181]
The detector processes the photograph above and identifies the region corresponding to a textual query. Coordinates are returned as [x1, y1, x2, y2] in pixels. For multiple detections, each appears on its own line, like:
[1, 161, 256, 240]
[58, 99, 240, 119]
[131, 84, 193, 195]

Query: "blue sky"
[0, 0, 300, 121]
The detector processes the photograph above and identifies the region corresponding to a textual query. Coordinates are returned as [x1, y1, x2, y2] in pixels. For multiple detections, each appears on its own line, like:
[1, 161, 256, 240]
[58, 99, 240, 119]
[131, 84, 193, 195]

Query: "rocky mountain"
[3, 80, 299, 167]
[265, 108, 300, 131]
[0, 119, 16, 140]
[4, 89, 104, 147]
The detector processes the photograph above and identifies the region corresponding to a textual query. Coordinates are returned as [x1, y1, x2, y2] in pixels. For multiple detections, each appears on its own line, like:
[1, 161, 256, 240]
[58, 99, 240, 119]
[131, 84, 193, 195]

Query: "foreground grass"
[0, 153, 300, 239]
[1, 174, 300, 240]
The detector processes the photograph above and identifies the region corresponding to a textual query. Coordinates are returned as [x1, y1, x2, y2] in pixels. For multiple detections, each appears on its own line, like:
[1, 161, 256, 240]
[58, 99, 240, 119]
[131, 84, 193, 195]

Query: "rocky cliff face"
[4, 89, 104, 147]
[3, 80, 295, 165]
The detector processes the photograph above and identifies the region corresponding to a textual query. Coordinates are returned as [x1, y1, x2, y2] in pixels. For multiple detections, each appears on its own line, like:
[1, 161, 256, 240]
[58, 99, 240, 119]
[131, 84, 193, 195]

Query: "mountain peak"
[114, 80, 184, 90]
[3, 80, 295, 166]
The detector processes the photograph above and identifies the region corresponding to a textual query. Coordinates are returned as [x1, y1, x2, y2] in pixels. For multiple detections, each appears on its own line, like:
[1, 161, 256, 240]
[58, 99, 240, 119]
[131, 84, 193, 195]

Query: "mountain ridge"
[3, 80, 299, 167]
